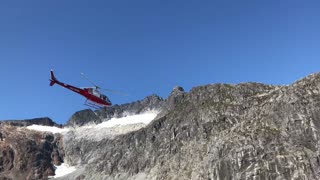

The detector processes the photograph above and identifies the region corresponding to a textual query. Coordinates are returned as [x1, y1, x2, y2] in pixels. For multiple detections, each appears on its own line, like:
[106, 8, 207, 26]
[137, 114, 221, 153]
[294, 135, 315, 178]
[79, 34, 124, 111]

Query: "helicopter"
[49, 70, 124, 109]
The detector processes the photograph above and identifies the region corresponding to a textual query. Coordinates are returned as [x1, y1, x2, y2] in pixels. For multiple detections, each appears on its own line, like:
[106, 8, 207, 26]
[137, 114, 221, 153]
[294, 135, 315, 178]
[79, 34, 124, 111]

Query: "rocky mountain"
[2, 73, 320, 179]
[0, 124, 64, 180]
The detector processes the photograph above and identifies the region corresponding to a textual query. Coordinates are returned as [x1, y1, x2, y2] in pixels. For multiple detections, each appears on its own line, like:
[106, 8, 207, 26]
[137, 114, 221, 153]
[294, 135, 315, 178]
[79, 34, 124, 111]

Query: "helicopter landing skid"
[84, 99, 103, 109]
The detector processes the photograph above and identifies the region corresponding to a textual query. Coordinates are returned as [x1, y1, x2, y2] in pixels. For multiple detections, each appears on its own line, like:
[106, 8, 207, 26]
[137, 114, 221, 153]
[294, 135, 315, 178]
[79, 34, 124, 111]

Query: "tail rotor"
[49, 70, 57, 86]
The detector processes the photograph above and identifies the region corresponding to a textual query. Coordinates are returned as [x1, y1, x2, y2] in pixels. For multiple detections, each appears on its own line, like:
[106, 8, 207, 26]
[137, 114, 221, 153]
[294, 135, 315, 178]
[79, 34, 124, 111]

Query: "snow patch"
[254, 93, 269, 97]
[97, 111, 158, 128]
[49, 163, 76, 178]
[26, 111, 159, 140]
[67, 110, 159, 141]
[26, 125, 69, 134]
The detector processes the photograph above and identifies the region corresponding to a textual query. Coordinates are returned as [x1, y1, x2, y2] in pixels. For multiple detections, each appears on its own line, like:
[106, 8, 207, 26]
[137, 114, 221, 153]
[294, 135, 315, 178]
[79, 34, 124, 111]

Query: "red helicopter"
[49, 70, 122, 108]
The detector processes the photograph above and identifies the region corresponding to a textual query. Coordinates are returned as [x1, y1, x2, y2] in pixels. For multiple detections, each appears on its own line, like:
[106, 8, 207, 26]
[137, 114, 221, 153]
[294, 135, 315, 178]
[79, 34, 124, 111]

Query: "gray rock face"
[58, 73, 320, 180]
[0, 125, 64, 180]
[66, 109, 101, 127]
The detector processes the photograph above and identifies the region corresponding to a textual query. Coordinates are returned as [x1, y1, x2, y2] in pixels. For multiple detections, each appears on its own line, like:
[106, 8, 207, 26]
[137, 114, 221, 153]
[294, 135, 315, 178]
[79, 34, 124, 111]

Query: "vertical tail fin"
[49, 70, 57, 86]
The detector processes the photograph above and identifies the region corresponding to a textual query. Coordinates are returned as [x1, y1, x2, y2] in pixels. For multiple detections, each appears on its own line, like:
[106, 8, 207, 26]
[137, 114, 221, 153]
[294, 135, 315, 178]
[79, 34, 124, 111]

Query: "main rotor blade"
[101, 88, 129, 96]
[81, 72, 128, 96]
[81, 72, 100, 89]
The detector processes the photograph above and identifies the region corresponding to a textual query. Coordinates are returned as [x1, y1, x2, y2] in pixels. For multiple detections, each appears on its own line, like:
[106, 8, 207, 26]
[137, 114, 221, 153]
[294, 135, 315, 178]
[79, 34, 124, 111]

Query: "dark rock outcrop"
[167, 86, 186, 110]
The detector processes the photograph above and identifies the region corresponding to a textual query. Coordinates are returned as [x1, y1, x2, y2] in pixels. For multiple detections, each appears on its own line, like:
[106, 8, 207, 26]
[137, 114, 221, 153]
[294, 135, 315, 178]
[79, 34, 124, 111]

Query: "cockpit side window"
[101, 95, 106, 100]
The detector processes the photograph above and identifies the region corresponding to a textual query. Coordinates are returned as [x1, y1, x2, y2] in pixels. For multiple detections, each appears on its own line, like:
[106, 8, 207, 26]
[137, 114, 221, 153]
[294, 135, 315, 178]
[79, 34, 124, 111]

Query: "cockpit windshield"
[100, 94, 111, 103]
[88, 88, 111, 104]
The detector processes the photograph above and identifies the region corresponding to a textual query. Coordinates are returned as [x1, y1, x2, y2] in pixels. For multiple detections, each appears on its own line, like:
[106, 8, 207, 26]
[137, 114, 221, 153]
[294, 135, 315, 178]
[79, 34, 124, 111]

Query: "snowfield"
[48, 163, 76, 178]
[26, 110, 159, 140]
[69, 110, 159, 141]
[26, 125, 69, 134]
[96, 111, 158, 128]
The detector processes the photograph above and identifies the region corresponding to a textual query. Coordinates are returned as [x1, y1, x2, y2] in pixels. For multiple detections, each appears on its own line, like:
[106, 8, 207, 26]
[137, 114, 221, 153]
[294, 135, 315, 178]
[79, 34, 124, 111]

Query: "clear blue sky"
[1, 0, 320, 124]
